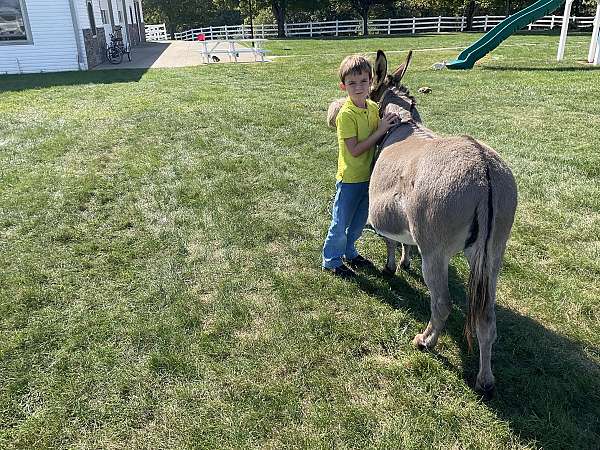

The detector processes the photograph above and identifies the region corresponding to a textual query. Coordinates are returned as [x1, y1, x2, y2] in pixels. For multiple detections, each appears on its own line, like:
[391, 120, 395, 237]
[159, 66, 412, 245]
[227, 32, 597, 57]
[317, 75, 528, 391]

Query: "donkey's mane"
[388, 82, 416, 108]
[377, 81, 418, 125]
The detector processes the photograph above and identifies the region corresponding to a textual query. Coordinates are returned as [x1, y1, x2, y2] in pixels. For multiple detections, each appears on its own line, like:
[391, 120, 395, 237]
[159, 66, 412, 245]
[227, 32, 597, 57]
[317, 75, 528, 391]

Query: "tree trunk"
[361, 8, 369, 36]
[272, 2, 286, 38]
[465, 0, 476, 31]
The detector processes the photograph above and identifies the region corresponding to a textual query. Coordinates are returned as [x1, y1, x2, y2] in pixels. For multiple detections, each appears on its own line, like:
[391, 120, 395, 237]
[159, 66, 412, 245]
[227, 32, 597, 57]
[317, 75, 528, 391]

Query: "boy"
[322, 55, 396, 278]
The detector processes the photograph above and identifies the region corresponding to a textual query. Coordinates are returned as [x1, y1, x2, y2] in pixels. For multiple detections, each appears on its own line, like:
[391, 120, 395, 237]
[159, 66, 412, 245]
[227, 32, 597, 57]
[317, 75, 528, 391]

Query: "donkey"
[329, 50, 517, 396]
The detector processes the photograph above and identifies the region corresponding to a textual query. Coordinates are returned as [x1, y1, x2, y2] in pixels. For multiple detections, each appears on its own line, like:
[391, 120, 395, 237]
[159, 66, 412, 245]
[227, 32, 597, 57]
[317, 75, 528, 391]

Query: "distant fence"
[171, 15, 595, 41]
[145, 23, 170, 41]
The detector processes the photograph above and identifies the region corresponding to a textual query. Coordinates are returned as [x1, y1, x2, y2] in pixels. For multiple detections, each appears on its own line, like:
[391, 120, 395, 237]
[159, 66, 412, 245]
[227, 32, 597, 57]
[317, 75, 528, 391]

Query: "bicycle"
[106, 32, 131, 64]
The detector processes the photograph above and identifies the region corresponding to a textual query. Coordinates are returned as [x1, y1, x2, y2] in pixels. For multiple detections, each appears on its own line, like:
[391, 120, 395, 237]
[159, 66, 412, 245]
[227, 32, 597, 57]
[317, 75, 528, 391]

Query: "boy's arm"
[344, 113, 398, 157]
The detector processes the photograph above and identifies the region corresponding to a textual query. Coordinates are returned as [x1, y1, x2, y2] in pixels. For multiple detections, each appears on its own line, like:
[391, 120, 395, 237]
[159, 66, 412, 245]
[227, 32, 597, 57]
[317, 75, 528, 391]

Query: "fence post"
[284, 22, 288, 37]
[438, 16, 441, 32]
[310, 21, 313, 37]
[461, 15, 465, 31]
[484, 15, 488, 31]
[388, 18, 391, 34]
[551, 15, 555, 28]
[336, 19, 339, 36]
[412, 17, 416, 33]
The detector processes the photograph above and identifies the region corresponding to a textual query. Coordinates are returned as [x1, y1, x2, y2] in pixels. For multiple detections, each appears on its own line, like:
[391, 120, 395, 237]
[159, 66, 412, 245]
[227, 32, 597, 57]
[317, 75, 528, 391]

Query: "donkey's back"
[370, 134, 517, 259]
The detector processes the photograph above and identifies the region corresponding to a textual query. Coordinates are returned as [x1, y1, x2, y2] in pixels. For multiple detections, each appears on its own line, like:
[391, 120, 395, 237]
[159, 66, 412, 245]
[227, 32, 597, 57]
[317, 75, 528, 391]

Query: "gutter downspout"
[68, 0, 86, 70]
[121, 0, 130, 47]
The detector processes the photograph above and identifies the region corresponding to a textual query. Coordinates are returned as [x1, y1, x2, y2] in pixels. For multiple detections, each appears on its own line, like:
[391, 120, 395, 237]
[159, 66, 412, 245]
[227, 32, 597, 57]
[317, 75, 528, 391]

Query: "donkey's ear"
[392, 50, 413, 84]
[372, 50, 388, 90]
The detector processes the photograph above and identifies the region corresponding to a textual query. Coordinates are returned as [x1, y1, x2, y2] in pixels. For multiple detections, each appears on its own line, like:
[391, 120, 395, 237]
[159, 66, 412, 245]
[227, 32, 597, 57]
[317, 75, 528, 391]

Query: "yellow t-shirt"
[335, 98, 379, 183]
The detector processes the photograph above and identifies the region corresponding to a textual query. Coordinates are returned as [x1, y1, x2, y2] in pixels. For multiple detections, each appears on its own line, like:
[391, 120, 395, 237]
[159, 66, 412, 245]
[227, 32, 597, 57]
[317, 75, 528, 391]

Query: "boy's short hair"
[339, 55, 372, 84]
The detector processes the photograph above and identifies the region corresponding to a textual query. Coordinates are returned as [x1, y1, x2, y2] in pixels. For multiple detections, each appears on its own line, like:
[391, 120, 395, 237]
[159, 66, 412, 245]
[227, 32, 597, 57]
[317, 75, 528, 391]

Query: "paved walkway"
[94, 41, 269, 70]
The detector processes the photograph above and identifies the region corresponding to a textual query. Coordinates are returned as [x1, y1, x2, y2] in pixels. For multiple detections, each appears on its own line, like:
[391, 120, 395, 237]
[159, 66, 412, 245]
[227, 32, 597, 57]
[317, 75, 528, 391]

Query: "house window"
[87, 0, 97, 36]
[100, 9, 109, 25]
[0, 0, 33, 44]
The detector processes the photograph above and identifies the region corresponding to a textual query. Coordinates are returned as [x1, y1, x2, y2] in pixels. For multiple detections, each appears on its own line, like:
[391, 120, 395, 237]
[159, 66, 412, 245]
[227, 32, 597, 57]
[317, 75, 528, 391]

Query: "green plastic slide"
[446, 0, 565, 69]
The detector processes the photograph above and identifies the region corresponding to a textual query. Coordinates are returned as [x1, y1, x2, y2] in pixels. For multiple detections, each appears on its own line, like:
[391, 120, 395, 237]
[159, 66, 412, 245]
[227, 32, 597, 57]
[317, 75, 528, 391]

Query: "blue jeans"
[322, 181, 369, 269]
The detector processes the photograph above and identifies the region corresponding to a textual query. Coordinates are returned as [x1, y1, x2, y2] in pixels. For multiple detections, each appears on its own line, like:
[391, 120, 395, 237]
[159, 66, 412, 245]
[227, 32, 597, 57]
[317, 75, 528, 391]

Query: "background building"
[0, 0, 145, 74]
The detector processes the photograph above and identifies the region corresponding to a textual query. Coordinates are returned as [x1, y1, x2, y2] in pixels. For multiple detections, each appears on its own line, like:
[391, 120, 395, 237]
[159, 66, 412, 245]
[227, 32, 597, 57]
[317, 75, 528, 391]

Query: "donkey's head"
[326, 50, 419, 128]
[370, 50, 420, 123]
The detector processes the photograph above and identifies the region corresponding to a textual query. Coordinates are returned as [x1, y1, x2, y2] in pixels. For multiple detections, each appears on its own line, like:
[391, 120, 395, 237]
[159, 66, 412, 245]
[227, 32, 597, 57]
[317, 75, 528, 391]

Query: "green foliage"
[143, 0, 240, 31]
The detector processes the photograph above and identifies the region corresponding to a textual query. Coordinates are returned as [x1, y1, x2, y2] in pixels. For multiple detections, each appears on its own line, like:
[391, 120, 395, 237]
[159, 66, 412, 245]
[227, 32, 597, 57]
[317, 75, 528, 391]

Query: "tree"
[143, 0, 239, 35]
[351, 0, 375, 35]
[251, 0, 326, 38]
[271, 0, 288, 37]
[333, 0, 395, 35]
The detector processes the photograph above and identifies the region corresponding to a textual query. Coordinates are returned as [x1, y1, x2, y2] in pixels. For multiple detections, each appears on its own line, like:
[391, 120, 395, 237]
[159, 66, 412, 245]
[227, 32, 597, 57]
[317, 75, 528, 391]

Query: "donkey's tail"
[465, 166, 494, 351]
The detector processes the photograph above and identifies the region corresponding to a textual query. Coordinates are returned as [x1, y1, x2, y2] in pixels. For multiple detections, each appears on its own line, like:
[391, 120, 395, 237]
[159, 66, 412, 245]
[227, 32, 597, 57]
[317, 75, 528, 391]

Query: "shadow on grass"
[353, 260, 600, 449]
[0, 69, 149, 94]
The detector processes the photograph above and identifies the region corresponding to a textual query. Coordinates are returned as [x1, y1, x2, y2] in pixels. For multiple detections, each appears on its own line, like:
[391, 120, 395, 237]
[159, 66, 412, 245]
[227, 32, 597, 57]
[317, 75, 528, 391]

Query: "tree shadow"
[353, 257, 600, 449]
[0, 69, 149, 94]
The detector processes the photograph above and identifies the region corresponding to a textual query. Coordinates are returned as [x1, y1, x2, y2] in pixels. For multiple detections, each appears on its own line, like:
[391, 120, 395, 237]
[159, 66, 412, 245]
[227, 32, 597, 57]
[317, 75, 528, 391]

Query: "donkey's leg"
[400, 244, 411, 269]
[383, 237, 397, 274]
[413, 253, 451, 349]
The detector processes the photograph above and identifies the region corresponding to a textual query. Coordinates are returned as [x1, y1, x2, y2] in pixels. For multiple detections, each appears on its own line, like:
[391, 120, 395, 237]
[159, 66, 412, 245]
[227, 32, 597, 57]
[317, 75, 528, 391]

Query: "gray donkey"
[328, 50, 517, 396]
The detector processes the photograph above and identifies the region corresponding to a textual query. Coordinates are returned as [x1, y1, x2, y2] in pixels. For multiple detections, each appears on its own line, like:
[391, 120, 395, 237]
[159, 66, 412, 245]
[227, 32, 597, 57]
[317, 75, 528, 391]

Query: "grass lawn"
[0, 32, 599, 449]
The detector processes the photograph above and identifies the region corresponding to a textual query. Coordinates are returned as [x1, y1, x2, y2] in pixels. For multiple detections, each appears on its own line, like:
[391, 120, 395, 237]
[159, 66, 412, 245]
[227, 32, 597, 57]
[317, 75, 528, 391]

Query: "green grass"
[1, 33, 599, 449]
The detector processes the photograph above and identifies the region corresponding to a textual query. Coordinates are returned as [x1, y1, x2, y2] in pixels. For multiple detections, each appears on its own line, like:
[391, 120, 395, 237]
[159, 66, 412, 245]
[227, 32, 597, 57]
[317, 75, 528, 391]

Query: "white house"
[0, 0, 145, 74]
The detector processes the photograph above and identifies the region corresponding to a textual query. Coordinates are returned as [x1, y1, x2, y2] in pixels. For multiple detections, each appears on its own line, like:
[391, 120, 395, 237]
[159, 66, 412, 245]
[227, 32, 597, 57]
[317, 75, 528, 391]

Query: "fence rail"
[145, 23, 170, 41]
[170, 15, 596, 40]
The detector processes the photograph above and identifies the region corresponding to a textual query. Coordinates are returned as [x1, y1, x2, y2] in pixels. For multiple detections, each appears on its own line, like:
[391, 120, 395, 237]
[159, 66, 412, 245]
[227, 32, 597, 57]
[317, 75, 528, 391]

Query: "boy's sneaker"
[345, 254, 375, 270]
[323, 264, 356, 279]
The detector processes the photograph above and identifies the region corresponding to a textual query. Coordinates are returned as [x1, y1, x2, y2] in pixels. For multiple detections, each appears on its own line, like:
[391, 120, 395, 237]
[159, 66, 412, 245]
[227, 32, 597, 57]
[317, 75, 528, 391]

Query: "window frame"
[86, 0, 97, 37]
[0, 0, 34, 46]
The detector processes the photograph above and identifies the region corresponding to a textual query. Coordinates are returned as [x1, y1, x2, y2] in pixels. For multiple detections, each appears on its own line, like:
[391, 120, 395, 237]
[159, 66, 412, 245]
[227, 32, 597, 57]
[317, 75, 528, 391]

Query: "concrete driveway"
[94, 41, 269, 70]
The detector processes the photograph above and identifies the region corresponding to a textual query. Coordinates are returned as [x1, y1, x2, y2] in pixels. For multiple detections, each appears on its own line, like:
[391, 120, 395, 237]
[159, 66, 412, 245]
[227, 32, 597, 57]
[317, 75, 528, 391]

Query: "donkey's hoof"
[475, 383, 495, 400]
[412, 334, 427, 350]
[382, 266, 396, 276]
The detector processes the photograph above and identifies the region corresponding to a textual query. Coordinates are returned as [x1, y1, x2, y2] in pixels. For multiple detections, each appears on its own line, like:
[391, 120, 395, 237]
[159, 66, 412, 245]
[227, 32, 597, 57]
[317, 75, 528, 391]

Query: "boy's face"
[340, 70, 372, 106]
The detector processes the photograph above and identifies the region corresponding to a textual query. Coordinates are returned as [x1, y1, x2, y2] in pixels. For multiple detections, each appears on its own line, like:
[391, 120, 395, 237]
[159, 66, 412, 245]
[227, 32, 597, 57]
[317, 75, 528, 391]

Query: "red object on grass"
[197, 33, 206, 41]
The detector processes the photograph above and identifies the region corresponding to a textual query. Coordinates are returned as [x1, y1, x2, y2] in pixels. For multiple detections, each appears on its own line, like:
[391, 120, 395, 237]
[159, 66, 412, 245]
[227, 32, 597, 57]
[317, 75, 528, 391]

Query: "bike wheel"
[106, 46, 122, 64]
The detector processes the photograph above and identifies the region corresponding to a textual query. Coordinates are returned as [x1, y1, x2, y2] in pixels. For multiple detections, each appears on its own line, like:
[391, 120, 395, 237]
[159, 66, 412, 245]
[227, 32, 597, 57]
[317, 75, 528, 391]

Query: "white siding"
[0, 0, 82, 74]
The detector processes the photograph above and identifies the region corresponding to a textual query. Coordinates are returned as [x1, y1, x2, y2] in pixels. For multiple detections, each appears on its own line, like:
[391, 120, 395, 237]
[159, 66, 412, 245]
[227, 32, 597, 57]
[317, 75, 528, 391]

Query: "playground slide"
[446, 0, 565, 69]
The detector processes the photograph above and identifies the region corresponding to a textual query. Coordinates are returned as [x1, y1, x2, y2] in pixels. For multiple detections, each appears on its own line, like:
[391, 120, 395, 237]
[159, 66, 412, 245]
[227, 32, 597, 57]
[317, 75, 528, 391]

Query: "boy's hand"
[378, 113, 398, 134]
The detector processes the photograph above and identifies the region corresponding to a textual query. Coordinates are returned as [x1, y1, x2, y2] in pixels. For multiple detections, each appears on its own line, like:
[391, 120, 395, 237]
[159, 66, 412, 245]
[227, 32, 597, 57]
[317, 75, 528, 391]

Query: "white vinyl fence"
[170, 15, 595, 41]
[145, 23, 170, 41]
